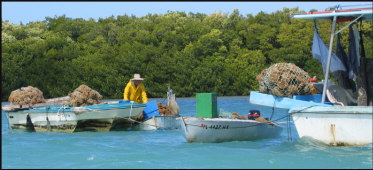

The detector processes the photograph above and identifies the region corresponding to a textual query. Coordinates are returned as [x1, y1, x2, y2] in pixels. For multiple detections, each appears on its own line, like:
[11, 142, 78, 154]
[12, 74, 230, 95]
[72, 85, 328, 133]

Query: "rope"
[46, 106, 51, 132]
[133, 97, 320, 132]
[284, 105, 322, 141]
[181, 116, 189, 133]
[183, 105, 319, 131]
[56, 105, 68, 121]
[269, 96, 277, 120]
[287, 105, 318, 115]
[287, 115, 293, 141]
[184, 121, 268, 129]
[120, 116, 181, 131]
[127, 93, 179, 130]
[142, 96, 170, 118]
[159, 97, 167, 105]
[128, 101, 135, 122]
[313, 20, 319, 33]
[123, 99, 180, 130]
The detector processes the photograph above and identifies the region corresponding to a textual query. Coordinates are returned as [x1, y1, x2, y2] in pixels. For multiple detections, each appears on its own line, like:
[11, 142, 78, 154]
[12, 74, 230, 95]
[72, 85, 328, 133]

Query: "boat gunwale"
[181, 117, 282, 128]
[182, 117, 260, 122]
[289, 106, 373, 114]
[289, 111, 373, 114]
[3, 104, 147, 113]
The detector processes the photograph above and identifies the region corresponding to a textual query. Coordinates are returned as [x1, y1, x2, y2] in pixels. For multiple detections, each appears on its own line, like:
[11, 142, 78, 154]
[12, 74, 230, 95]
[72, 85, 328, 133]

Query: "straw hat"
[131, 74, 144, 80]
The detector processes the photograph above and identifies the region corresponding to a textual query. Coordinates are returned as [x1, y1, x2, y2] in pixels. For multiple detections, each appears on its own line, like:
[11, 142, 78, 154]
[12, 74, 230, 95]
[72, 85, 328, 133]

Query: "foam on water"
[2, 97, 372, 168]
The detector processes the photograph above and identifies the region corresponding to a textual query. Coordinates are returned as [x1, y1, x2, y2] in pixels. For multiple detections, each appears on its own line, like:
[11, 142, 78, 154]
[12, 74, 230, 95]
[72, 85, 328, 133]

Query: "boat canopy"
[293, 8, 372, 21]
[292, 6, 372, 104]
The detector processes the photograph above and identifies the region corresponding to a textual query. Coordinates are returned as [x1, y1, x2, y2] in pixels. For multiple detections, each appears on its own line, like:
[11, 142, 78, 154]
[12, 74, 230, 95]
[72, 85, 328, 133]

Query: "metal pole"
[321, 15, 337, 103]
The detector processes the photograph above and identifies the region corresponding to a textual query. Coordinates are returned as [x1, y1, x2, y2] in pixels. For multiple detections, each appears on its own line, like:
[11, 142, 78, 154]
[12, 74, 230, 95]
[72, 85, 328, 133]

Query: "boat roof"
[293, 7, 373, 21]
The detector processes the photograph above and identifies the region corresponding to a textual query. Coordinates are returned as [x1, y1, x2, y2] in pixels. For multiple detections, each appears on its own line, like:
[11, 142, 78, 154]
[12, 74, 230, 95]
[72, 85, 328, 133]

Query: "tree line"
[2, 8, 372, 101]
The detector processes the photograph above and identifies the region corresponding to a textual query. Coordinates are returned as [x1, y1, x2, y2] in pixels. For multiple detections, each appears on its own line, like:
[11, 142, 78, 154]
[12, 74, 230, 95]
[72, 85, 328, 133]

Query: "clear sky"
[2, 1, 372, 24]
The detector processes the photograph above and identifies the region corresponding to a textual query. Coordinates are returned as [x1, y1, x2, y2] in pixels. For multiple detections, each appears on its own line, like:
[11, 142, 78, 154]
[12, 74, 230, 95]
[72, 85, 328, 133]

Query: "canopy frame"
[293, 7, 372, 103]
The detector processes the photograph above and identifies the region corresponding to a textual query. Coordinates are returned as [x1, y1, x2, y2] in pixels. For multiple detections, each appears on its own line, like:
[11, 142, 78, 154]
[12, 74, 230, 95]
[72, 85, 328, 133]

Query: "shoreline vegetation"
[2, 8, 372, 101]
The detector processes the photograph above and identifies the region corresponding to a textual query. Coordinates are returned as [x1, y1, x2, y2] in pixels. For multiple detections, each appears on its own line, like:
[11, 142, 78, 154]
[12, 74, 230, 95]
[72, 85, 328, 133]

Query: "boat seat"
[326, 85, 357, 106]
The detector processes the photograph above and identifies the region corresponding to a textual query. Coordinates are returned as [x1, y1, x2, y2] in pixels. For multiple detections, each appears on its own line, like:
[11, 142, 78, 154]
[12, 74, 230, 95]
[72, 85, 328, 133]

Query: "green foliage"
[2, 9, 372, 101]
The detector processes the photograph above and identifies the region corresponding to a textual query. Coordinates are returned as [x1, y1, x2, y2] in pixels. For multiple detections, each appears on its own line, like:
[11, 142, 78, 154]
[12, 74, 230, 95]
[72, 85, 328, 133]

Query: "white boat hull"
[74, 106, 145, 131]
[31, 112, 78, 133]
[136, 115, 181, 130]
[5, 103, 146, 133]
[289, 106, 373, 146]
[180, 117, 282, 143]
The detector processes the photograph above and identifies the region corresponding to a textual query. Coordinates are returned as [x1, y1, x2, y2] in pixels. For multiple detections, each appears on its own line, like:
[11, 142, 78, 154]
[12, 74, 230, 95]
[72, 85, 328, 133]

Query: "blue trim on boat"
[249, 91, 332, 109]
[289, 105, 373, 114]
[12, 102, 146, 113]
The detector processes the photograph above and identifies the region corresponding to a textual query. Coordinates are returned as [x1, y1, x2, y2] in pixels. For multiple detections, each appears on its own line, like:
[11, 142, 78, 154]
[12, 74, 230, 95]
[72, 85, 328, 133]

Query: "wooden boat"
[179, 117, 282, 143]
[250, 6, 372, 146]
[3, 99, 146, 133]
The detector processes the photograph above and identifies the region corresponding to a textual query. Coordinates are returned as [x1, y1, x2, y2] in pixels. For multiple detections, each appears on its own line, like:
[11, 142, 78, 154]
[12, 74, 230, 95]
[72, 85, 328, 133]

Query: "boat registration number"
[199, 124, 229, 129]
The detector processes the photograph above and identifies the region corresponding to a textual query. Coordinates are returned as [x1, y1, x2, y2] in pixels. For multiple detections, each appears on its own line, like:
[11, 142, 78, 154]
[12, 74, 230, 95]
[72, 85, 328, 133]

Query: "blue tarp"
[143, 101, 160, 120]
[312, 30, 346, 73]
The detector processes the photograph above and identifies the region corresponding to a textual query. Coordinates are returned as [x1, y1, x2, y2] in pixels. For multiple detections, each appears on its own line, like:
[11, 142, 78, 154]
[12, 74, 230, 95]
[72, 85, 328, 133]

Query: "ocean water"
[2, 96, 372, 169]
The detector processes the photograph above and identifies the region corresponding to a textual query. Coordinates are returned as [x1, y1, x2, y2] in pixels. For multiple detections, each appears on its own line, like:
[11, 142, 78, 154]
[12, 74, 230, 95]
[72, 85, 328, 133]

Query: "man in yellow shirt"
[123, 74, 148, 104]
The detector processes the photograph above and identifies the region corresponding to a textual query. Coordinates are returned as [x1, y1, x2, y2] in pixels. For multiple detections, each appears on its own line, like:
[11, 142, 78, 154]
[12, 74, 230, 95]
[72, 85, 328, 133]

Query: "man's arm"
[123, 82, 131, 100]
[140, 84, 148, 103]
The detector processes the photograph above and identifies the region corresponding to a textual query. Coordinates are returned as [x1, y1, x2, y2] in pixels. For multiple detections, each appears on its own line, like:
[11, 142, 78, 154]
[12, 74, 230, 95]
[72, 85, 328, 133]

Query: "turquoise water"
[2, 96, 372, 169]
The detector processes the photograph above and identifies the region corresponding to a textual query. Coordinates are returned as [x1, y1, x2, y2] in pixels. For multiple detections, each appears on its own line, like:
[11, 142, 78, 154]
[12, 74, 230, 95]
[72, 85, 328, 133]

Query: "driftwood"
[2, 96, 70, 111]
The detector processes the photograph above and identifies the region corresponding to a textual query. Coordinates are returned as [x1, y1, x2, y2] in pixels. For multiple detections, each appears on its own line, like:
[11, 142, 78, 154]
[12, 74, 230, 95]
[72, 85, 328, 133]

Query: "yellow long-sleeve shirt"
[123, 81, 148, 104]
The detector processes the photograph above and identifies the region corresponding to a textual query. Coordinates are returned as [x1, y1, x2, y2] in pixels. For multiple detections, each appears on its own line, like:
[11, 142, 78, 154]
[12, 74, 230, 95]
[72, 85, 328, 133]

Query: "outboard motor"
[248, 110, 261, 120]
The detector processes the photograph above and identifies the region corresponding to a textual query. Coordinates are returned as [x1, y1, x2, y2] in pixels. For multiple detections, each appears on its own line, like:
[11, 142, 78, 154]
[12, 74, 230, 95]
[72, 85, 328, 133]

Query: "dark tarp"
[357, 26, 372, 106]
[347, 23, 360, 80]
[333, 33, 356, 91]
[336, 33, 348, 69]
